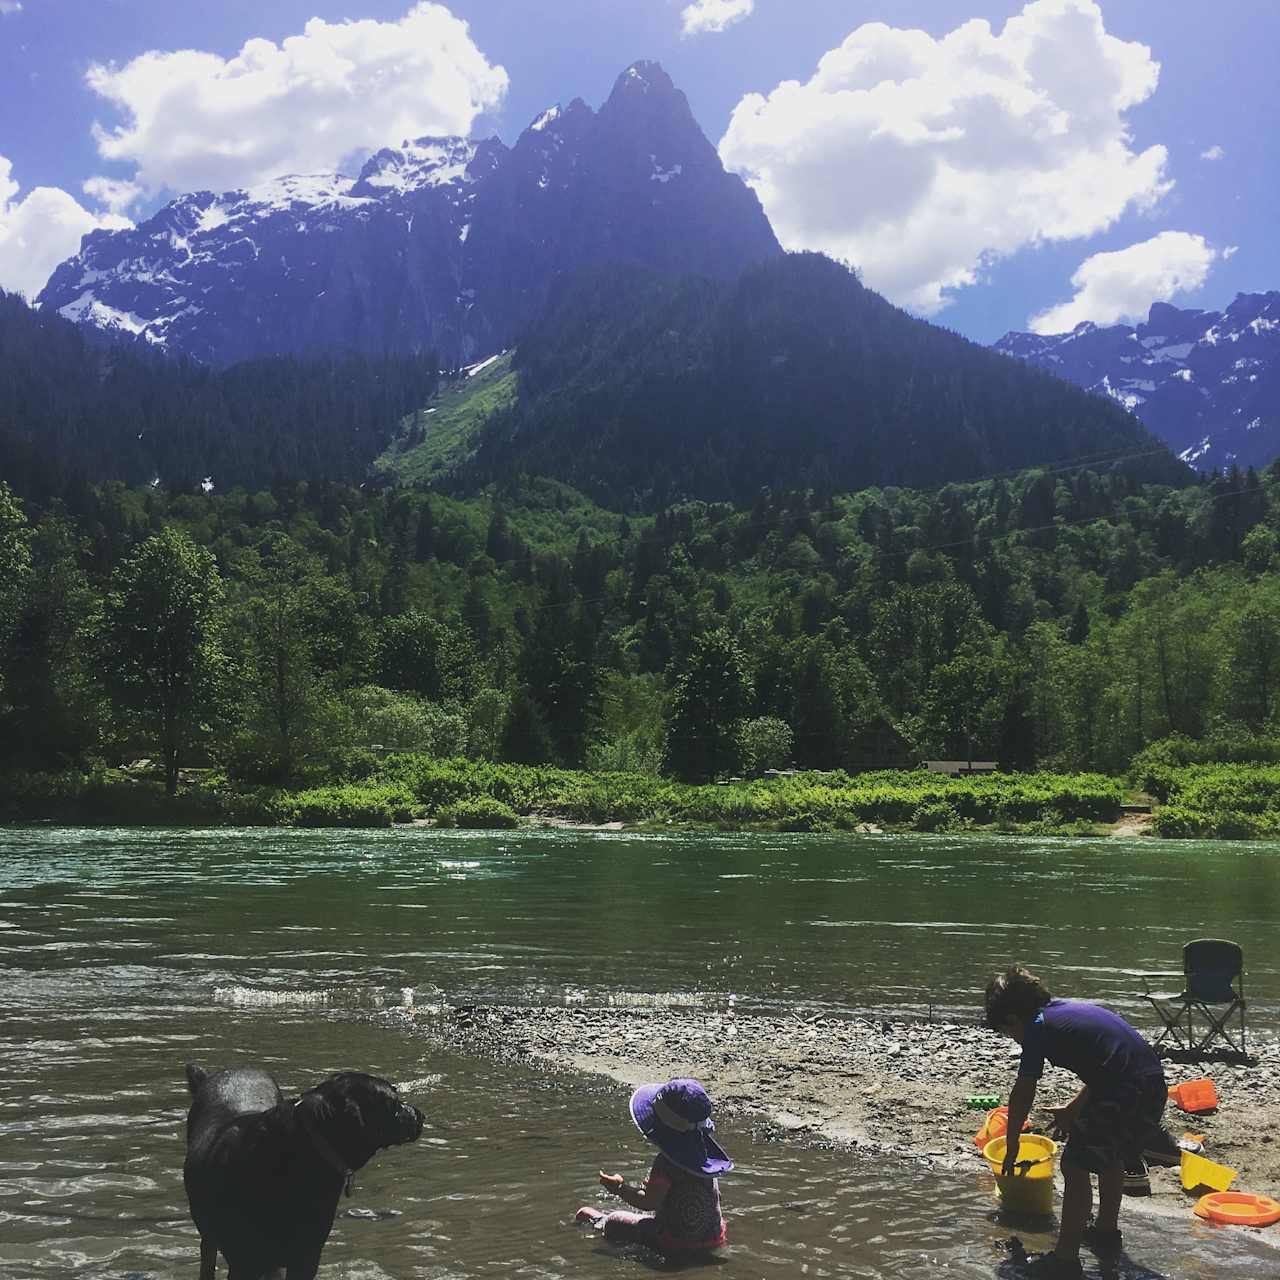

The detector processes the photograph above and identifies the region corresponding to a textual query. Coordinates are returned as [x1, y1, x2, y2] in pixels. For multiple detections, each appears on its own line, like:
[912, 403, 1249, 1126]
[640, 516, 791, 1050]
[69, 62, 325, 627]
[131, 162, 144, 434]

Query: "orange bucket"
[973, 1106, 1029, 1151]
[1171, 1079, 1218, 1113]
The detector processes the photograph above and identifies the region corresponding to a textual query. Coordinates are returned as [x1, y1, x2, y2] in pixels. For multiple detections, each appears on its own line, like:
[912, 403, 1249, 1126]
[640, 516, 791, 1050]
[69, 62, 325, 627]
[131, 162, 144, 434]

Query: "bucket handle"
[1004, 1154, 1052, 1176]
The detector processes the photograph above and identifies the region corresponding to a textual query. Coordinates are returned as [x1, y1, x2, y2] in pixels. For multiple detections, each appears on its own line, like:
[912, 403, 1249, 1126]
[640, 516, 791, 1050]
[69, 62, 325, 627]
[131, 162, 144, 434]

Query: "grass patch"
[374, 354, 517, 486]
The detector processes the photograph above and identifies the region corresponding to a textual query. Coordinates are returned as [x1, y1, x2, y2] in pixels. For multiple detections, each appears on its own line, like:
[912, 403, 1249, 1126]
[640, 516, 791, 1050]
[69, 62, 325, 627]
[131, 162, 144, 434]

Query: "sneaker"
[1024, 1253, 1084, 1277]
[1142, 1125, 1182, 1167]
[1083, 1223, 1123, 1255]
[1122, 1157, 1151, 1196]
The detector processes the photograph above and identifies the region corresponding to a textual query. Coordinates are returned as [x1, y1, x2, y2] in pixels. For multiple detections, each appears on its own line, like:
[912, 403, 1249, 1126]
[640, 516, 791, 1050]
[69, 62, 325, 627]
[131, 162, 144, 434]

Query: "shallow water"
[1, 826, 1276, 1278]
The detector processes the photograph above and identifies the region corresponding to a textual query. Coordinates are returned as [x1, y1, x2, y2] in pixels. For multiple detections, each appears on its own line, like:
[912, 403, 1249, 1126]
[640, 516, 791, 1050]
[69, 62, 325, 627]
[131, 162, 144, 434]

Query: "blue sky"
[0, 0, 1275, 341]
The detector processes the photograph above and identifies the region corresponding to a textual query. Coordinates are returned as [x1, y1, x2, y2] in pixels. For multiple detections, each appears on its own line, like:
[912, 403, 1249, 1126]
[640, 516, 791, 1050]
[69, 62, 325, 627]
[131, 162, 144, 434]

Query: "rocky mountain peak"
[995, 292, 1280, 471]
[609, 60, 678, 99]
[38, 60, 782, 367]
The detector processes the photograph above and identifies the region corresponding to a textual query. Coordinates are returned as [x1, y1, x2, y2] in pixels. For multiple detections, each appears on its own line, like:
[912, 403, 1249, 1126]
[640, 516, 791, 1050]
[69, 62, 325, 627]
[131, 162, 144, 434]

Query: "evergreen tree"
[101, 528, 229, 795]
[663, 628, 752, 782]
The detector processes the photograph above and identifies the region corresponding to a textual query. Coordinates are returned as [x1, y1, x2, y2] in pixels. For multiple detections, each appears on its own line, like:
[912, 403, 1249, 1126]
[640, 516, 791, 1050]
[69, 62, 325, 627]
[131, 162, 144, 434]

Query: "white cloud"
[1200, 144, 1225, 161]
[682, 0, 754, 37]
[0, 2, 24, 15]
[82, 176, 146, 217]
[719, 0, 1171, 314]
[1029, 231, 1219, 333]
[85, 2, 508, 196]
[0, 157, 131, 300]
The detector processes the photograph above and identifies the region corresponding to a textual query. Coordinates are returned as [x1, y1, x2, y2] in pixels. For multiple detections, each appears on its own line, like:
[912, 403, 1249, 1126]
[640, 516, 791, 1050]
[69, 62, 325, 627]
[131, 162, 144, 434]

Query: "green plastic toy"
[965, 1094, 1001, 1109]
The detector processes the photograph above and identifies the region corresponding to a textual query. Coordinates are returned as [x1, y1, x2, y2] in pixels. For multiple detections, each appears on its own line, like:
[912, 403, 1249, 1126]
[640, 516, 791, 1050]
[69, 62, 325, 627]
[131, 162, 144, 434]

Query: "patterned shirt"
[646, 1153, 727, 1250]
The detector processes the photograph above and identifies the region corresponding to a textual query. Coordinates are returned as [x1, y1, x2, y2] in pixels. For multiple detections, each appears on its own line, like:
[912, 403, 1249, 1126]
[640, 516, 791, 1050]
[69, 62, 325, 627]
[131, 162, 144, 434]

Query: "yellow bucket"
[1181, 1150, 1236, 1193]
[983, 1135, 1058, 1216]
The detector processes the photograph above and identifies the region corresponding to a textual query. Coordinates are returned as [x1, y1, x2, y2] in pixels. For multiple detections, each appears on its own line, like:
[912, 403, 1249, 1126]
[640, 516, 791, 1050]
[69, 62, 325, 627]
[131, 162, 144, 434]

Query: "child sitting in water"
[576, 1077, 731, 1255]
[984, 965, 1180, 1278]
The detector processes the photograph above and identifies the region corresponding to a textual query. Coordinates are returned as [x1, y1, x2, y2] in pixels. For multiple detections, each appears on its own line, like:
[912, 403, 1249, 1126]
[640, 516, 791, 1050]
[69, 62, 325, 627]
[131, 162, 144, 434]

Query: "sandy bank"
[410, 1005, 1280, 1222]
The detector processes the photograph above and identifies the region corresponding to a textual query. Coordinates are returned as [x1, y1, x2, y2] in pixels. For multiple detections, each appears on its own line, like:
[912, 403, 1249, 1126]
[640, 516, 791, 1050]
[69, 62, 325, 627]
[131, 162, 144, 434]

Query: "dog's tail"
[185, 1063, 210, 1095]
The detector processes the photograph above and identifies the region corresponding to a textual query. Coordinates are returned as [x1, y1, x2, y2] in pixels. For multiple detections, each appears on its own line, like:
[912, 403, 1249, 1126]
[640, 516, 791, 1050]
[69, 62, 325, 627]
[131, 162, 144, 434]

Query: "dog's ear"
[296, 1088, 335, 1125]
[185, 1063, 209, 1095]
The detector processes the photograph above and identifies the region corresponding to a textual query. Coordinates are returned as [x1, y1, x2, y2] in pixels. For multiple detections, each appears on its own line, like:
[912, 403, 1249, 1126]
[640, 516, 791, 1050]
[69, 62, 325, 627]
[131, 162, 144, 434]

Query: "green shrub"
[274, 784, 415, 828]
[912, 799, 960, 832]
[436, 796, 520, 829]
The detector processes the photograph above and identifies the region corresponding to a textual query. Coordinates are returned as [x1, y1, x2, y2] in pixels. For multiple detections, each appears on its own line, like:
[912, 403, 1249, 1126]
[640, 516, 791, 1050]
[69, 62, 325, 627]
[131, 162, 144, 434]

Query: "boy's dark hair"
[984, 965, 1052, 1030]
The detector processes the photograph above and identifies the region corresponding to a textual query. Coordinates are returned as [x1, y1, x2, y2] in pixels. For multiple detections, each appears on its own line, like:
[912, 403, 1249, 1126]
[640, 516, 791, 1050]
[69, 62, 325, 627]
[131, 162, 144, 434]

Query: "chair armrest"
[1137, 971, 1182, 994]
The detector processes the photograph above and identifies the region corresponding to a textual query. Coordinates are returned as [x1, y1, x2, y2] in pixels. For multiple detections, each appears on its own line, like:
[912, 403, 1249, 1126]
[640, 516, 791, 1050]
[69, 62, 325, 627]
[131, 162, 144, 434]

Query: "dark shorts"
[1062, 1075, 1168, 1173]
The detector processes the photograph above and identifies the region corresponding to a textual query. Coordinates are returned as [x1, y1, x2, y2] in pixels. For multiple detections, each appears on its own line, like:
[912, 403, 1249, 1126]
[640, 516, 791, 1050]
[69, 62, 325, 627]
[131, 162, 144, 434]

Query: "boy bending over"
[984, 966, 1179, 1277]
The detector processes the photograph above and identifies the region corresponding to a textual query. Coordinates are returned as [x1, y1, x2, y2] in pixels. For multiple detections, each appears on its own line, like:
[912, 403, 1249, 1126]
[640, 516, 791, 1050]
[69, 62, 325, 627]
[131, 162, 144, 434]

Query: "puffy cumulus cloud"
[1200, 144, 1225, 161]
[681, 0, 754, 37]
[1030, 231, 1220, 333]
[719, 0, 1171, 314]
[0, 157, 131, 300]
[86, 2, 508, 195]
[82, 176, 146, 217]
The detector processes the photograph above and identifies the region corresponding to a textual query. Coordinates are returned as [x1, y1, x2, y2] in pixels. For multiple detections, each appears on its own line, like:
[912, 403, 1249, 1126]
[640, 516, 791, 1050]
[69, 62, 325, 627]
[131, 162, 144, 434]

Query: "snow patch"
[464, 352, 504, 378]
[1173, 368, 1193, 382]
[197, 203, 230, 233]
[245, 173, 364, 210]
[531, 106, 561, 132]
[58, 291, 151, 338]
[1179, 436, 1213, 465]
[361, 140, 475, 192]
[650, 155, 684, 184]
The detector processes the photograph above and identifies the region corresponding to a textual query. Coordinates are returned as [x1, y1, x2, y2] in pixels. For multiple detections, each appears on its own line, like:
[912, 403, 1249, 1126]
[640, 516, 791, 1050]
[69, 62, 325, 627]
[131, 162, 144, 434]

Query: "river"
[1, 826, 1276, 1277]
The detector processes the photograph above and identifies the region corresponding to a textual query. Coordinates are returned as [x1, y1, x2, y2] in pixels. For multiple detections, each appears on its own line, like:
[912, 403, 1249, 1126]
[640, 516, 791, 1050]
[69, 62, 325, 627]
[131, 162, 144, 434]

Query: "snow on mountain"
[38, 62, 780, 368]
[994, 293, 1280, 471]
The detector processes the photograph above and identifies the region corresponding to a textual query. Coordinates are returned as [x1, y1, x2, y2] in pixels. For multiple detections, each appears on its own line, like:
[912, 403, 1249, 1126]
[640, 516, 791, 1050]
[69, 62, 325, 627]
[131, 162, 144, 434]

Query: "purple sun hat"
[629, 1078, 733, 1177]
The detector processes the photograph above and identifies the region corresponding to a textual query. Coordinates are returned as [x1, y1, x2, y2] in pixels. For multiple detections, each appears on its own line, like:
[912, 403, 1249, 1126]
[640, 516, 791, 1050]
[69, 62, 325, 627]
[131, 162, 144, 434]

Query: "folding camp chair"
[1140, 939, 1247, 1058]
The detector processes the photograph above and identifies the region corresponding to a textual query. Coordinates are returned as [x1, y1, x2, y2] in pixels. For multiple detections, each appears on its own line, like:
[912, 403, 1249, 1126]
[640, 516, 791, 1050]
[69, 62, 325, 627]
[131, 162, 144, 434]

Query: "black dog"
[183, 1063, 424, 1279]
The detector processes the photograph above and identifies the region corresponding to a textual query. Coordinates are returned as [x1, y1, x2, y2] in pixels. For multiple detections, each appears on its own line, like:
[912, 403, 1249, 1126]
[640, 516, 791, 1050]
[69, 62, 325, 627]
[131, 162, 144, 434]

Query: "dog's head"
[295, 1072, 425, 1172]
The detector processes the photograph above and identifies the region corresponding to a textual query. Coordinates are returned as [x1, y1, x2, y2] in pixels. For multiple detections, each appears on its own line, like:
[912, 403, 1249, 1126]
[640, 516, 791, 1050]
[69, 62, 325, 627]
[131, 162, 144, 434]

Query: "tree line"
[2, 459, 1278, 793]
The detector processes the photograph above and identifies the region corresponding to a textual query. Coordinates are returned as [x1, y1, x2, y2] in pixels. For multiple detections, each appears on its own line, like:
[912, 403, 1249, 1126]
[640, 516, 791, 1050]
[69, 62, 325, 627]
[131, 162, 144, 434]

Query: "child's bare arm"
[598, 1172, 668, 1211]
[1043, 1085, 1088, 1137]
[1001, 1076, 1038, 1173]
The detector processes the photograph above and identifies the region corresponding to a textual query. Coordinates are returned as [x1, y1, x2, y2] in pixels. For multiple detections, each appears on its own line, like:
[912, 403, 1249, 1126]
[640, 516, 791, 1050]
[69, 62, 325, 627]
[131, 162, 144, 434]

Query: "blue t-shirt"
[1018, 999, 1164, 1094]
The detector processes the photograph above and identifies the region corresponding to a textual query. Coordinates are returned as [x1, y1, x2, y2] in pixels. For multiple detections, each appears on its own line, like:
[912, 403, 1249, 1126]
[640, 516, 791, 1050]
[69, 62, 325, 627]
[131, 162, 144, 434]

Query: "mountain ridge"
[37, 61, 781, 368]
[995, 292, 1280, 471]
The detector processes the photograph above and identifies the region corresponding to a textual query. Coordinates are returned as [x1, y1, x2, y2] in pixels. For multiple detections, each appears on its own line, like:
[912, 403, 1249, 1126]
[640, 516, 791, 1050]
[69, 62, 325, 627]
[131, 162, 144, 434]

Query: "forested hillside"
[2, 457, 1275, 795]
[0, 291, 439, 494]
[457, 255, 1188, 506]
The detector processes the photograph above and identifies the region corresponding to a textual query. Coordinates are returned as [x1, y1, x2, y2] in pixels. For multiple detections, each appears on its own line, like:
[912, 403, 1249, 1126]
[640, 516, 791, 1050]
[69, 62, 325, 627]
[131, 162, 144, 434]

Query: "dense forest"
[3, 455, 1278, 799]
[0, 291, 439, 494]
[460, 255, 1189, 506]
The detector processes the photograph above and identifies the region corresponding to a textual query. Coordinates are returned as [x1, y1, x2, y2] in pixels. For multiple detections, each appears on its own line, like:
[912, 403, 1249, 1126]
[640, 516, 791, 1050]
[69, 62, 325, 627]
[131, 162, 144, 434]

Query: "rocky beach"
[410, 1004, 1280, 1225]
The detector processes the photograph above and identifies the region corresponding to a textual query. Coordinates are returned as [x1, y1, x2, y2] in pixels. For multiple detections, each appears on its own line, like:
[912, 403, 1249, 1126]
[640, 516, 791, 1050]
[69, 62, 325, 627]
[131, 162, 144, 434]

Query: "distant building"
[923, 760, 998, 776]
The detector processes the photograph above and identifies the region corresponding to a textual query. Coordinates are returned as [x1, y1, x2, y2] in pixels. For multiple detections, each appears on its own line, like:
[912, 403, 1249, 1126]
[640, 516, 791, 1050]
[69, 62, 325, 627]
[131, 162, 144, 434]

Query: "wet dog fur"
[183, 1063, 424, 1280]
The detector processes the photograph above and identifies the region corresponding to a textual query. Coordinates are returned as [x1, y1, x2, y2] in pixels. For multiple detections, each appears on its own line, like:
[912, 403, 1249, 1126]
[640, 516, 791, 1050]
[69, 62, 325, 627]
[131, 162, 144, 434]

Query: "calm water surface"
[1, 826, 1277, 1278]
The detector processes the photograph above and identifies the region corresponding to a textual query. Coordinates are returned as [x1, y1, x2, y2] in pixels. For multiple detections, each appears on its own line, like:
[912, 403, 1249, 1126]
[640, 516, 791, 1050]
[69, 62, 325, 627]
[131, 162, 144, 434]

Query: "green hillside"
[375, 353, 517, 486]
[461, 255, 1188, 509]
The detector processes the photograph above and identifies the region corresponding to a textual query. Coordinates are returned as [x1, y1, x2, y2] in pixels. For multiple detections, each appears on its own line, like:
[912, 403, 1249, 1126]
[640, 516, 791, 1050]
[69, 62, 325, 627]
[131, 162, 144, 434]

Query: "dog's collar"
[294, 1099, 355, 1197]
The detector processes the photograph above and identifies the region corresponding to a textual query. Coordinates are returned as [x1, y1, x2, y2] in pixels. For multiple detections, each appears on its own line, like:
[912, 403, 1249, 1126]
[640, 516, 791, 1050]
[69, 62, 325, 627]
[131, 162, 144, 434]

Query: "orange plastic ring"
[1193, 1192, 1280, 1227]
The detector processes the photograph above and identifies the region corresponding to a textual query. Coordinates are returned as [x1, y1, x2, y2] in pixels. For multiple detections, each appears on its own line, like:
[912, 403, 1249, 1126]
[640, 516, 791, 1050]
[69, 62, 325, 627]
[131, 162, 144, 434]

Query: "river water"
[1, 826, 1276, 1278]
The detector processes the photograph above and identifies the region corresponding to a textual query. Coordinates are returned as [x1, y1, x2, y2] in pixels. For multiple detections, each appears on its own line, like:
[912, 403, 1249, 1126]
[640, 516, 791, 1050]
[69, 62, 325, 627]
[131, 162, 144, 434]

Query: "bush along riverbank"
[0, 759, 1132, 833]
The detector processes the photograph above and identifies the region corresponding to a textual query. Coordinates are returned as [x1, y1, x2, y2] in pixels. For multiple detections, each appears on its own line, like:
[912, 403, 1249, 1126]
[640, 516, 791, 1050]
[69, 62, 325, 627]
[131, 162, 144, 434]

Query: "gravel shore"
[409, 1004, 1280, 1217]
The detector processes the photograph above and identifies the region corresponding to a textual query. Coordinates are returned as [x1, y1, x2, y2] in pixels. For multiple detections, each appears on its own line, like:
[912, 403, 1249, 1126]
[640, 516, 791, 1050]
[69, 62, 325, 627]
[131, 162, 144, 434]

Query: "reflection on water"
[0, 826, 1276, 1277]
